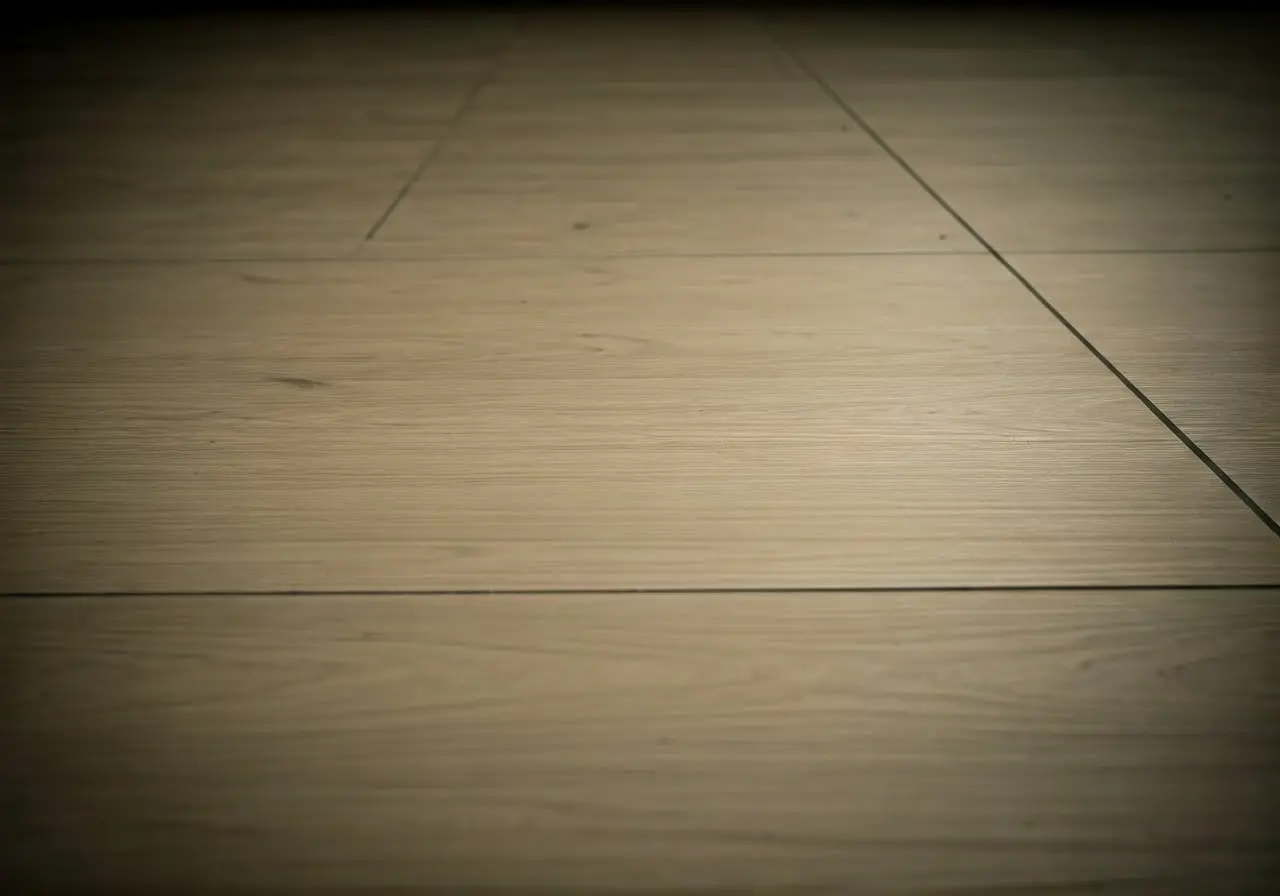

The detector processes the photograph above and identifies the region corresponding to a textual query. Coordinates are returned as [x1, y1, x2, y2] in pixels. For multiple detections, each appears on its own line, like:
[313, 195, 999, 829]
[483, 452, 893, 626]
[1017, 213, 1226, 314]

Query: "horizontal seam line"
[4, 584, 1280, 599]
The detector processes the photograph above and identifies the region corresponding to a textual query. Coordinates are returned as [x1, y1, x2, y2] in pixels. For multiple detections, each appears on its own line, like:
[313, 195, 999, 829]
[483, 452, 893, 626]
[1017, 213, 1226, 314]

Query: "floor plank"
[4, 590, 1278, 893]
[1008, 251, 1280, 522]
[3, 8, 1280, 895]
[494, 11, 803, 84]
[4, 256, 1279, 594]
[1, 15, 509, 261]
[361, 159, 976, 258]
[361, 79, 975, 257]
[804, 76, 1280, 253]
[1015, 11, 1280, 98]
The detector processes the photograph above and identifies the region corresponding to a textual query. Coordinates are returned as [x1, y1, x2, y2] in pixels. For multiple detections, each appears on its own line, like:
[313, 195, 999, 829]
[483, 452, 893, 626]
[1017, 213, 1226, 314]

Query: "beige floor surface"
[2, 7, 1278, 894]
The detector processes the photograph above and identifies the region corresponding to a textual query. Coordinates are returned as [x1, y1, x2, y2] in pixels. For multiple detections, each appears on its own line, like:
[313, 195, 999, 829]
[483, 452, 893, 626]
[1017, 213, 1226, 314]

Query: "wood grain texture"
[805, 73, 1280, 253]
[361, 78, 977, 257]
[3, 590, 1279, 893]
[818, 76, 1277, 167]
[361, 159, 977, 258]
[493, 10, 804, 84]
[1008, 251, 1280, 522]
[3, 10, 1280, 896]
[1013, 11, 1280, 98]
[358, 12, 974, 257]
[5, 256, 1280, 594]
[792, 47, 1109, 79]
[1, 15, 511, 261]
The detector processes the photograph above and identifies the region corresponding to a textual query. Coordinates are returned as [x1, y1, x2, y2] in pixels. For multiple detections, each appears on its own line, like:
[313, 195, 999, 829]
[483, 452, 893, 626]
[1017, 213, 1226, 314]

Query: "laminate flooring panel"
[810, 77, 1276, 166]
[800, 76, 1280, 253]
[491, 50, 801, 85]
[1008, 251, 1280, 523]
[1, 17, 505, 261]
[361, 172, 977, 258]
[3, 256, 1280, 594]
[432, 81, 868, 152]
[2, 135, 439, 261]
[361, 81, 980, 257]
[5, 12, 513, 87]
[4, 590, 1278, 892]
[768, 40, 1112, 80]
[767, 9, 1277, 91]
[1013, 12, 1280, 97]
[493, 10, 805, 84]
[762, 8, 1060, 50]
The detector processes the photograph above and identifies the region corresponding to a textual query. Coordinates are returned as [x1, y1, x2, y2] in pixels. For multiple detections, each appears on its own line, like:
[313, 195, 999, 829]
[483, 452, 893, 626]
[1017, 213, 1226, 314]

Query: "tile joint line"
[362, 15, 526, 242]
[6, 584, 1280, 599]
[756, 16, 1280, 541]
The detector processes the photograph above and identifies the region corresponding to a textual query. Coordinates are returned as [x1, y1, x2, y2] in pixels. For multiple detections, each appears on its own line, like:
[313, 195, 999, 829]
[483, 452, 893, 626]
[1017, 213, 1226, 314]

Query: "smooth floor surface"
[2, 7, 1279, 894]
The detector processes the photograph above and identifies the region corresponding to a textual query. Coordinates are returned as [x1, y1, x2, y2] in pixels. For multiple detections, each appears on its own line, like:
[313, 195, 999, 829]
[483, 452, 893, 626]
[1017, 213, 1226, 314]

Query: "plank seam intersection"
[757, 17, 1280, 541]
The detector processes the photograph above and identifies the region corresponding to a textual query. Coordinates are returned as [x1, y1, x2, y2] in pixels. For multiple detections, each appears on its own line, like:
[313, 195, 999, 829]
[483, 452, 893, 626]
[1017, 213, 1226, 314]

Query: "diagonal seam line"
[4, 584, 1280, 599]
[363, 19, 523, 242]
[758, 20, 1280, 541]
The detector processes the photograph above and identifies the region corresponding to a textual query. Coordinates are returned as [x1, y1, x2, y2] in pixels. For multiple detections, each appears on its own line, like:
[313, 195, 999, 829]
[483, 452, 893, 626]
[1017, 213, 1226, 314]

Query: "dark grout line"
[4, 248, 1278, 267]
[361, 20, 524, 242]
[758, 18, 1280, 543]
[5, 584, 1280, 599]
[0, 250, 988, 266]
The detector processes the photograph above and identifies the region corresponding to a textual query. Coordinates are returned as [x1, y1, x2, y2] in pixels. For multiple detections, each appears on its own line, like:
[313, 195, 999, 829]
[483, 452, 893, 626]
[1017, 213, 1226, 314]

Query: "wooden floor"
[2, 6, 1279, 894]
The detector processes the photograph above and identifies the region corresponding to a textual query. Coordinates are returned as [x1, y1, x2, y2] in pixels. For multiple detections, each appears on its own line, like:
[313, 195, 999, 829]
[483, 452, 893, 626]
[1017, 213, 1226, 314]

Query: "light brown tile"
[1, 164, 417, 261]
[826, 76, 1276, 166]
[806, 76, 1280, 253]
[4, 591, 1278, 891]
[794, 47, 1111, 79]
[1012, 12, 1279, 96]
[2, 16, 505, 261]
[2, 85, 456, 259]
[364, 81, 975, 257]
[9, 84, 483, 142]
[765, 8, 1060, 50]
[908, 164, 1279, 253]
[494, 54, 805, 84]
[363, 161, 974, 258]
[1009, 251, 1280, 522]
[6, 13, 511, 87]
[450, 81, 855, 149]
[2, 256, 1278, 593]
[495, 11, 803, 83]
